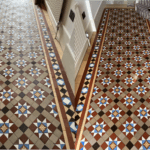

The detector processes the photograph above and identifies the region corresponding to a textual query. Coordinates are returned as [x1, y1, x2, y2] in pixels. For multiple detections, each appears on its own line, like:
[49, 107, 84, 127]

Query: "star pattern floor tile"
[77, 8, 150, 150]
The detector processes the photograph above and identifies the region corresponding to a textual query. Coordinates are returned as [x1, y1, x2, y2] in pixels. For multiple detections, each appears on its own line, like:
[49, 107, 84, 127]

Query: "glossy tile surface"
[78, 8, 150, 150]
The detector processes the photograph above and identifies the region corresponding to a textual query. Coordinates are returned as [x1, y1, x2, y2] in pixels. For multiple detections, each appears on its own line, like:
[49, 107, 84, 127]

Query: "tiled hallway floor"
[76, 8, 150, 150]
[0, 0, 75, 149]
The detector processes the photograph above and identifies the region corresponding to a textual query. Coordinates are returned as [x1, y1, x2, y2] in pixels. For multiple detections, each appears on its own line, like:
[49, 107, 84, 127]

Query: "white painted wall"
[90, 1, 106, 30]
[58, 0, 75, 92]
[45, 0, 63, 31]
[57, 0, 75, 51]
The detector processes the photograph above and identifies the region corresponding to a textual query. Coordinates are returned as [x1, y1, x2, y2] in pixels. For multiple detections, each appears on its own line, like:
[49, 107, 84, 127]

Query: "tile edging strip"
[32, 3, 74, 149]
[146, 19, 150, 33]
[41, 6, 75, 108]
[39, 6, 76, 140]
[75, 9, 106, 108]
[75, 10, 110, 150]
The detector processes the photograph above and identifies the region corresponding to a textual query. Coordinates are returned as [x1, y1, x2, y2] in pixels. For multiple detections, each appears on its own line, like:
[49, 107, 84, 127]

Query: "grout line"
[31, 1, 70, 149]
[75, 10, 110, 150]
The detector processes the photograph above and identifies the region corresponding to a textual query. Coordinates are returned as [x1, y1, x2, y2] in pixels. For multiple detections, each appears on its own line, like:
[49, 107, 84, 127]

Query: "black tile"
[5, 80, 11, 85]
[108, 58, 111, 61]
[88, 69, 93, 72]
[138, 79, 143, 82]
[137, 63, 141, 67]
[98, 111, 104, 117]
[140, 98, 145, 103]
[37, 106, 44, 113]
[50, 91, 54, 97]
[143, 45, 147, 49]
[109, 47, 113, 50]
[69, 9, 75, 22]
[127, 110, 132, 116]
[142, 124, 148, 131]
[127, 88, 132, 92]
[19, 92, 25, 98]
[80, 96, 85, 101]
[0, 145, 6, 149]
[66, 109, 74, 117]
[136, 52, 139, 54]
[114, 98, 119, 103]
[84, 81, 89, 85]
[126, 141, 133, 149]
[92, 142, 99, 150]
[106, 71, 110, 75]
[33, 80, 39, 85]
[111, 125, 117, 132]
[19, 123, 28, 132]
[60, 88, 67, 94]
[57, 124, 62, 132]
[117, 64, 121, 67]
[103, 88, 108, 93]
[55, 71, 61, 76]
[31, 61, 36, 65]
[82, 11, 86, 20]
[2, 107, 9, 114]
[65, 104, 72, 108]
[145, 57, 149, 60]
[51, 59, 57, 63]
[42, 145, 49, 149]
[116, 79, 120, 83]
[8, 47, 13, 51]
[75, 115, 80, 121]
[69, 118, 75, 122]
[127, 57, 130, 60]
[7, 61, 11, 65]
[127, 71, 131, 74]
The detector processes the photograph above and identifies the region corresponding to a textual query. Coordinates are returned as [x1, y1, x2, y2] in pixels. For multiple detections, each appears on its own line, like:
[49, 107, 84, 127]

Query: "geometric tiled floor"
[78, 8, 150, 150]
[1, 0, 150, 149]
[0, 0, 73, 149]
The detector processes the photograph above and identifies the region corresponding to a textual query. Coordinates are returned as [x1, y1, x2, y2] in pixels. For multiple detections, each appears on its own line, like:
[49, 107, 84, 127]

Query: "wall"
[90, 1, 106, 30]
[57, 0, 75, 51]
[58, 0, 75, 92]
[60, 0, 107, 92]
[45, 0, 63, 31]
[74, 5, 88, 77]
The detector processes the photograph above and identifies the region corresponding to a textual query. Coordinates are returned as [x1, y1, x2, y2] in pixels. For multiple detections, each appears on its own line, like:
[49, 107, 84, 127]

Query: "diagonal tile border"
[75, 8, 110, 150]
[0, 0, 75, 149]
[32, 1, 76, 148]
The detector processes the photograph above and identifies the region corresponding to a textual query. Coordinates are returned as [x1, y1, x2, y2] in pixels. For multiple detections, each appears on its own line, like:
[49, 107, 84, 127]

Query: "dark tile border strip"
[41, 6, 75, 108]
[75, 9, 106, 108]
[40, 8, 75, 108]
[146, 19, 150, 32]
[75, 9, 110, 148]
[33, 5, 75, 149]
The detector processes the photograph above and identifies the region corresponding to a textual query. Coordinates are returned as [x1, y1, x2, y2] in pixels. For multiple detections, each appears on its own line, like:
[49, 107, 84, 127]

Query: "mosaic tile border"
[75, 8, 110, 149]
[75, 8, 109, 125]
[33, 3, 76, 148]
